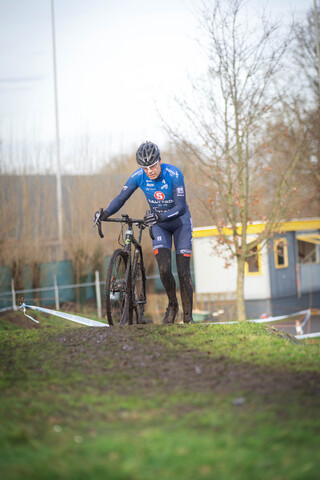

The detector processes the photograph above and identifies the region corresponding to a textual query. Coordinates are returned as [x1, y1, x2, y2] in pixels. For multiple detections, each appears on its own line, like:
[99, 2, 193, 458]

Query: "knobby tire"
[131, 249, 146, 324]
[105, 249, 128, 326]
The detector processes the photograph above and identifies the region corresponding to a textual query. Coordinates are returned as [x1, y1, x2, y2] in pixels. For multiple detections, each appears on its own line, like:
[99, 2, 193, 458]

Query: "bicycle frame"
[95, 211, 148, 325]
[122, 218, 146, 319]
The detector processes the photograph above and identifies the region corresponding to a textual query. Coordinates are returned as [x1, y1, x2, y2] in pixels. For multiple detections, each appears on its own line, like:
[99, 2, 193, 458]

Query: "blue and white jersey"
[105, 163, 189, 222]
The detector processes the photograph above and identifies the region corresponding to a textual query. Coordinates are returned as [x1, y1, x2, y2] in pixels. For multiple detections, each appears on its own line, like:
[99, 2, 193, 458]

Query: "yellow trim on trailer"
[296, 234, 320, 245]
[193, 219, 320, 238]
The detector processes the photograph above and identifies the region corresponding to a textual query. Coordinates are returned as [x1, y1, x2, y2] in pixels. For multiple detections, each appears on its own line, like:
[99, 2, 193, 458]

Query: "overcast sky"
[0, 0, 312, 172]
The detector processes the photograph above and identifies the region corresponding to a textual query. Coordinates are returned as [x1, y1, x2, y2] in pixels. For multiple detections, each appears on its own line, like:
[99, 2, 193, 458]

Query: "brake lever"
[94, 208, 104, 238]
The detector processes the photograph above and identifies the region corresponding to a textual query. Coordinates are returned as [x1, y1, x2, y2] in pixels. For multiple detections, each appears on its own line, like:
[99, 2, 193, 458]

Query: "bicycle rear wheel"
[131, 250, 146, 324]
[105, 249, 128, 326]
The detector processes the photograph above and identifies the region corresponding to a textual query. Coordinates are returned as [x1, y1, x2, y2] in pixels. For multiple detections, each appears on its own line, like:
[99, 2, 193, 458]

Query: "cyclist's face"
[142, 160, 162, 179]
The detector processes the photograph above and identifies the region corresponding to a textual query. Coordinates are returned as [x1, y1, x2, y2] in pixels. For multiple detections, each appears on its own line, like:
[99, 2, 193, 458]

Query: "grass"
[0, 311, 319, 480]
[149, 322, 320, 371]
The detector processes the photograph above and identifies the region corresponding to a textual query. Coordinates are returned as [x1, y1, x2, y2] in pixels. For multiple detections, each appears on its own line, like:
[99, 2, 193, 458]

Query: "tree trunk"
[32, 261, 41, 306]
[236, 255, 246, 321]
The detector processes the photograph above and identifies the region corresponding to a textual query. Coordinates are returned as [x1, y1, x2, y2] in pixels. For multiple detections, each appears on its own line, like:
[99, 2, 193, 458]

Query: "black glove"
[143, 212, 161, 226]
[94, 209, 110, 224]
[100, 210, 110, 221]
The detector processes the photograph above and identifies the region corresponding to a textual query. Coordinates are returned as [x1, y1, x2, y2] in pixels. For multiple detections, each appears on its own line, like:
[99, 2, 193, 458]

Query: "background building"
[193, 219, 320, 318]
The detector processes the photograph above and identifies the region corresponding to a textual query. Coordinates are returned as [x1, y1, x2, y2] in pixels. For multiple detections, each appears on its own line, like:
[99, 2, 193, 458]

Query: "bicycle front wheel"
[131, 250, 146, 324]
[105, 249, 128, 326]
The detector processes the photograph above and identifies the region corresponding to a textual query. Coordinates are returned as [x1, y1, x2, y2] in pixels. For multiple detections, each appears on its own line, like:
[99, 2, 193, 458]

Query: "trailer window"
[298, 240, 318, 264]
[274, 238, 288, 269]
[245, 246, 262, 276]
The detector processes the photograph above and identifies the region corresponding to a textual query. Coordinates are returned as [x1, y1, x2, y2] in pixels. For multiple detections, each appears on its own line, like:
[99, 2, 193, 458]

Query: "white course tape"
[248, 309, 310, 324]
[21, 304, 40, 324]
[197, 309, 320, 340]
[296, 332, 320, 339]
[198, 309, 310, 326]
[20, 303, 109, 327]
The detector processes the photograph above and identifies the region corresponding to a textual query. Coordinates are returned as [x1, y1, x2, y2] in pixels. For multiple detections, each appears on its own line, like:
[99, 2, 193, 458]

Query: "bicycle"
[94, 208, 152, 326]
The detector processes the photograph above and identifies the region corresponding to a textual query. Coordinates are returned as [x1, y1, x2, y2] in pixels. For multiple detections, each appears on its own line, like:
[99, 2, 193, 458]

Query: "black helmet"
[136, 141, 161, 167]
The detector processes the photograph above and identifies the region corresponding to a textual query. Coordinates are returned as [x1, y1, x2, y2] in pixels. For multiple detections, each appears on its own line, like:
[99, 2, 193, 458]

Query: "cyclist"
[96, 141, 194, 324]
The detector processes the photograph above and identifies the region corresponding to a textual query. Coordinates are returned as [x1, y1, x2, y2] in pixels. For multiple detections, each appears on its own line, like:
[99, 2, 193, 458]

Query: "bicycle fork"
[119, 227, 134, 325]
[121, 226, 146, 325]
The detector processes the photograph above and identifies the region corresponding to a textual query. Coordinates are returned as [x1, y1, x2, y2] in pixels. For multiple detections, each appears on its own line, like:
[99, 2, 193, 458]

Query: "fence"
[0, 271, 176, 318]
[0, 271, 102, 316]
[0, 255, 195, 316]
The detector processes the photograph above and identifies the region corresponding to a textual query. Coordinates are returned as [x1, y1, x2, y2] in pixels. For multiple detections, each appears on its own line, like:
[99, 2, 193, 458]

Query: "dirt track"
[2, 310, 320, 410]
[52, 324, 320, 410]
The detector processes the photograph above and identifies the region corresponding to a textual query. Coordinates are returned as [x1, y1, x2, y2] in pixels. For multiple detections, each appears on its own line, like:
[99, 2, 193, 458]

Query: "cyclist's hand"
[94, 209, 110, 224]
[143, 212, 161, 226]
[101, 210, 111, 221]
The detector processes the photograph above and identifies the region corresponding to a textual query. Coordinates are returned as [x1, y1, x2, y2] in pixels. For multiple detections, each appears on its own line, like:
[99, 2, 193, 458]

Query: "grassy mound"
[0, 312, 319, 479]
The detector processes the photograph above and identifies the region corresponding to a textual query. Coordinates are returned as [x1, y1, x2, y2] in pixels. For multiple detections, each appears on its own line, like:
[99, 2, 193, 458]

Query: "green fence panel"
[0, 265, 34, 307]
[1, 255, 114, 310]
[98, 256, 110, 308]
[40, 260, 74, 306]
[0, 265, 12, 309]
[20, 264, 34, 305]
[85, 272, 95, 301]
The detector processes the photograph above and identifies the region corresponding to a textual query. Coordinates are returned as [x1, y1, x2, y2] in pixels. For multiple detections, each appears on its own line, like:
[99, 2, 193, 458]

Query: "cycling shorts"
[151, 209, 193, 255]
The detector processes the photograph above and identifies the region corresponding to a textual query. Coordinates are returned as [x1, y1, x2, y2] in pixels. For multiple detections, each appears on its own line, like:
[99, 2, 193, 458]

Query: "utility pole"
[314, 0, 320, 99]
[51, 0, 63, 251]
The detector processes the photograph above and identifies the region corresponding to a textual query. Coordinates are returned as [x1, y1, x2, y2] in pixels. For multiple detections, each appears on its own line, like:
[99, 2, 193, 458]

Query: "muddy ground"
[1, 310, 320, 410]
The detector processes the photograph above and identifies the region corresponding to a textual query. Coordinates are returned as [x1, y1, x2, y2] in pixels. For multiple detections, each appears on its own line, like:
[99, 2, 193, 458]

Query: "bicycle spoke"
[105, 250, 128, 326]
[131, 251, 146, 324]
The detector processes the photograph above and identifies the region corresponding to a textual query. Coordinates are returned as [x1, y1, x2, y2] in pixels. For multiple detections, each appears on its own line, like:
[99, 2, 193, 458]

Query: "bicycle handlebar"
[103, 216, 147, 225]
[94, 208, 154, 240]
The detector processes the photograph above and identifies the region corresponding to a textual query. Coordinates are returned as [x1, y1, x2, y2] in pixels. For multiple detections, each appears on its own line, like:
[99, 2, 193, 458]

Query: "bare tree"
[253, 110, 320, 218]
[165, 0, 307, 321]
[294, 3, 320, 101]
[0, 171, 58, 299]
[293, 4, 320, 187]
